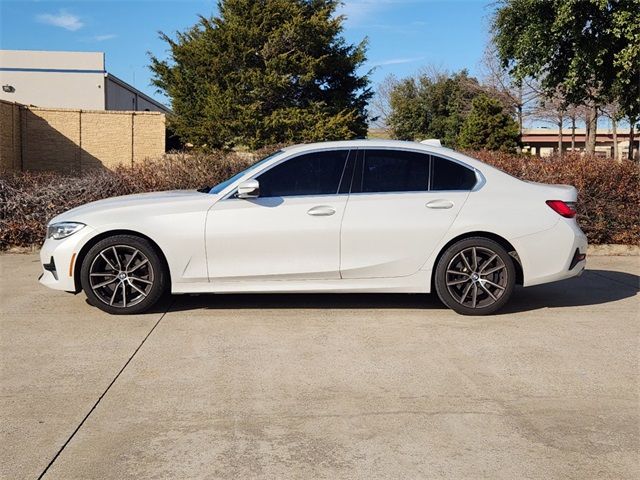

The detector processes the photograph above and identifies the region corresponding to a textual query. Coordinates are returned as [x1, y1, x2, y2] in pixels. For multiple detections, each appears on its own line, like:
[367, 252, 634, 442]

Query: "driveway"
[1, 253, 638, 479]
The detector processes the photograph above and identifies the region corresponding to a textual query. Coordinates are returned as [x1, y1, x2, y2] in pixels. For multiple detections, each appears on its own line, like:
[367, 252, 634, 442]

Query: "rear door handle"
[307, 205, 336, 216]
[426, 199, 454, 209]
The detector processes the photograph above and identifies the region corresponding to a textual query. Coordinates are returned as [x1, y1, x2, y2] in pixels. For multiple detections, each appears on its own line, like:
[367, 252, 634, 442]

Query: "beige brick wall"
[133, 113, 166, 163]
[0, 100, 165, 172]
[0, 100, 22, 170]
[23, 109, 81, 172]
[81, 111, 133, 170]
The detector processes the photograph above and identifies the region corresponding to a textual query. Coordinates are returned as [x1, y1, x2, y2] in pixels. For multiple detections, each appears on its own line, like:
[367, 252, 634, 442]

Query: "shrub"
[0, 151, 255, 250]
[0, 149, 638, 249]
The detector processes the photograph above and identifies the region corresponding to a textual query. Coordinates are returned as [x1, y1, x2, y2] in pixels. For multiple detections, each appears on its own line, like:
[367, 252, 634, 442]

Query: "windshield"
[205, 150, 283, 194]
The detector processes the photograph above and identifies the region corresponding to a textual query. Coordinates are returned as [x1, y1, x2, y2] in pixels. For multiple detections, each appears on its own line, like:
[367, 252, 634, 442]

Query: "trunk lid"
[525, 181, 578, 202]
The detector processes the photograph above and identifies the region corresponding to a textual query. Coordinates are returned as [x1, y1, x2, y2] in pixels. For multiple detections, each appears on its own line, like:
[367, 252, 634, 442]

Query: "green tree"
[457, 94, 520, 151]
[150, 0, 372, 149]
[386, 70, 482, 147]
[492, 0, 640, 155]
[385, 76, 430, 141]
[428, 72, 483, 146]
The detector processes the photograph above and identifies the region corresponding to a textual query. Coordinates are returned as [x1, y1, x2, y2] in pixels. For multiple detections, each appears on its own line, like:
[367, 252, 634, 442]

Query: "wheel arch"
[73, 229, 172, 292]
[430, 231, 524, 290]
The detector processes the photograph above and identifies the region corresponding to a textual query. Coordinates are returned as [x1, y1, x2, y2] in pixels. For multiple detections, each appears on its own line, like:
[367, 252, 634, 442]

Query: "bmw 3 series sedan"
[40, 140, 587, 315]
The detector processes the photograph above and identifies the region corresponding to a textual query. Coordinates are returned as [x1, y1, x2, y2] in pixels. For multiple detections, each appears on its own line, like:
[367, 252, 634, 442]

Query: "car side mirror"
[237, 179, 260, 199]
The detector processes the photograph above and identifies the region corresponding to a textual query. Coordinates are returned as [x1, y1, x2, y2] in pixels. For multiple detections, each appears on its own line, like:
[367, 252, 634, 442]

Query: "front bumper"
[39, 226, 96, 292]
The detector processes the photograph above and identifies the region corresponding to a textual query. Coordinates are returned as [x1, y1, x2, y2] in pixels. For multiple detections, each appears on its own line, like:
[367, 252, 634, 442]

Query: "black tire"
[434, 237, 516, 316]
[80, 235, 168, 315]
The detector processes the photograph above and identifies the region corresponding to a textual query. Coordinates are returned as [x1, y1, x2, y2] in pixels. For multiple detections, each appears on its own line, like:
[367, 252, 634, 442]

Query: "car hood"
[50, 190, 217, 225]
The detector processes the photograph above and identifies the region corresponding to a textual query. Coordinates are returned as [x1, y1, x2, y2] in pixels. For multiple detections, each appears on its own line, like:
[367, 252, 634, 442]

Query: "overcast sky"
[0, 0, 494, 108]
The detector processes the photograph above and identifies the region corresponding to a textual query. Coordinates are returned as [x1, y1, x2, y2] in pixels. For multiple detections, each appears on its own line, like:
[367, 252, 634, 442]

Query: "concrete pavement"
[1, 254, 638, 479]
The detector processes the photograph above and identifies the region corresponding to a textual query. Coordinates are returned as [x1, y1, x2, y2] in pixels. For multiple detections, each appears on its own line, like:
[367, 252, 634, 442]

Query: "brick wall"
[0, 100, 165, 172]
[133, 113, 166, 164]
[81, 111, 133, 170]
[0, 100, 22, 170]
[22, 109, 81, 172]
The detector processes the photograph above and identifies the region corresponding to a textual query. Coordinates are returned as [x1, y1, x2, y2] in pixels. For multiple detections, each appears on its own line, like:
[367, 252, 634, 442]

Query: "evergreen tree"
[386, 70, 482, 147]
[385, 76, 430, 141]
[457, 94, 520, 151]
[150, 0, 372, 149]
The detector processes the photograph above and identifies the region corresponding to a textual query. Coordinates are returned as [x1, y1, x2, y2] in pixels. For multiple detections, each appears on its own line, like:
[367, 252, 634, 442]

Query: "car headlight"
[47, 222, 85, 240]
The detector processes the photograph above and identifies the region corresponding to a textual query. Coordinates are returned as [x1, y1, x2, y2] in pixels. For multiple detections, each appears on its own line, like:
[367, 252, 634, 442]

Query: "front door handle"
[426, 199, 454, 209]
[307, 205, 336, 216]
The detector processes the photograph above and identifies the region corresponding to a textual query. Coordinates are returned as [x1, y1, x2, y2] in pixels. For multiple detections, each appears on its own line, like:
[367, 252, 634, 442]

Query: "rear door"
[340, 149, 476, 279]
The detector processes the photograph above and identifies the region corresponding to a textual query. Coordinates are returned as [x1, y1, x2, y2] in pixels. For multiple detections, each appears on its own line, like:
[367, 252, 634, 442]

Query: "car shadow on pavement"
[149, 268, 638, 315]
[158, 291, 447, 312]
[499, 269, 639, 315]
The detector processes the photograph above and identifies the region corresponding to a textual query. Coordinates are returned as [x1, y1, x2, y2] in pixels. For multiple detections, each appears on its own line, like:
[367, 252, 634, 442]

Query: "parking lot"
[1, 253, 638, 479]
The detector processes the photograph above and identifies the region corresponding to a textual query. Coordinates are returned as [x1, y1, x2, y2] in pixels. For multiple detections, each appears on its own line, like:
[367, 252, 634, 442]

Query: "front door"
[205, 149, 352, 282]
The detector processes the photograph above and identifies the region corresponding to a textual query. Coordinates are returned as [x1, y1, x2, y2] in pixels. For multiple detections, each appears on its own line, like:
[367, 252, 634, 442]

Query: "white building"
[0, 49, 170, 113]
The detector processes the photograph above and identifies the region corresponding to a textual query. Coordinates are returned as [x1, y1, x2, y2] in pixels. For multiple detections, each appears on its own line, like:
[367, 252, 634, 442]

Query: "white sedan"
[40, 140, 587, 315]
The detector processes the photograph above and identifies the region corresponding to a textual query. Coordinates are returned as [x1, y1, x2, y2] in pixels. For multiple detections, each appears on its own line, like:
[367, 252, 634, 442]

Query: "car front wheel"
[80, 235, 167, 315]
[434, 237, 516, 315]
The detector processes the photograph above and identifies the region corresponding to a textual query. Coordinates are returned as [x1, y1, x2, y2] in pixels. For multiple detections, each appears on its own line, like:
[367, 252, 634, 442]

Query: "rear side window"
[358, 150, 430, 193]
[430, 156, 477, 191]
[257, 150, 350, 197]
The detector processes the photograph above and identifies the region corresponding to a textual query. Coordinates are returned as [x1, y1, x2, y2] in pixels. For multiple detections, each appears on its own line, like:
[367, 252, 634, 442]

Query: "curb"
[587, 244, 640, 256]
[4, 246, 39, 254]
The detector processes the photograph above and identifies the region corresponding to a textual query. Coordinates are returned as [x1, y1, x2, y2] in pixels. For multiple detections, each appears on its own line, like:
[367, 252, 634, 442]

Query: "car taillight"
[546, 200, 577, 218]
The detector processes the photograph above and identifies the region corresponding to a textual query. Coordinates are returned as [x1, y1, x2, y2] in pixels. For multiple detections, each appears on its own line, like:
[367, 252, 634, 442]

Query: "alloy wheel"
[445, 246, 508, 309]
[88, 245, 154, 308]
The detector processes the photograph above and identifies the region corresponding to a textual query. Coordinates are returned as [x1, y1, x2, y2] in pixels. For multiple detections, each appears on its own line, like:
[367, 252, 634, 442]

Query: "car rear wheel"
[434, 237, 516, 315]
[80, 235, 167, 315]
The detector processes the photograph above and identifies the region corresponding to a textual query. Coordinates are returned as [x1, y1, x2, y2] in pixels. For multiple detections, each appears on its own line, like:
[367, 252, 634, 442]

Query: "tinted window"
[359, 150, 430, 193]
[431, 156, 477, 191]
[257, 150, 349, 197]
[210, 151, 282, 194]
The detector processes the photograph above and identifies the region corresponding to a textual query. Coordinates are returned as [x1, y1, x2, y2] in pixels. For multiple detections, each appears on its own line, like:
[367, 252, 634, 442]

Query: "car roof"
[282, 139, 440, 152]
[281, 139, 477, 166]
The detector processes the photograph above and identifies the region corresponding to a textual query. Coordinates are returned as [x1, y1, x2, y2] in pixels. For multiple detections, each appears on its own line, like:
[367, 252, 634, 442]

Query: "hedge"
[1, 150, 638, 250]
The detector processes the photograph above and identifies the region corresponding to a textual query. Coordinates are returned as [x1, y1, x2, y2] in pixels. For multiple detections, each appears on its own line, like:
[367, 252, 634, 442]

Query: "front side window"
[257, 150, 350, 197]
[430, 155, 477, 191]
[358, 150, 430, 193]
[209, 151, 283, 194]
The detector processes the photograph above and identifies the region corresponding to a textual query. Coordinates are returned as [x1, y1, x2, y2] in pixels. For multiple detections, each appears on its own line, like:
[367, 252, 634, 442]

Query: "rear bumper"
[512, 219, 587, 287]
[569, 248, 587, 271]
